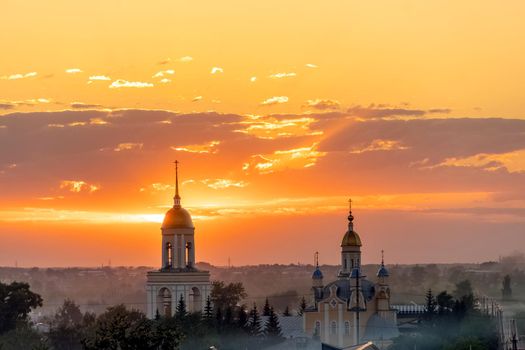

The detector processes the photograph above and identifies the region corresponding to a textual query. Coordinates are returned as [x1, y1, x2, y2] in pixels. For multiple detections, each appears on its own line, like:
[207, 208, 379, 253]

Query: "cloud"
[268, 72, 296, 79]
[244, 142, 326, 174]
[88, 75, 111, 81]
[260, 96, 289, 106]
[192, 96, 203, 102]
[1, 72, 37, 80]
[157, 58, 171, 65]
[429, 149, 525, 173]
[171, 140, 220, 154]
[152, 69, 174, 78]
[305, 63, 318, 68]
[428, 108, 452, 114]
[65, 68, 82, 74]
[0, 103, 15, 110]
[159, 78, 171, 84]
[113, 142, 143, 152]
[60, 180, 100, 193]
[109, 80, 153, 88]
[70, 102, 103, 109]
[210, 67, 223, 74]
[179, 56, 193, 62]
[235, 116, 320, 139]
[201, 179, 248, 190]
[250, 76, 257, 82]
[349, 139, 409, 154]
[304, 99, 340, 110]
[347, 104, 426, 119]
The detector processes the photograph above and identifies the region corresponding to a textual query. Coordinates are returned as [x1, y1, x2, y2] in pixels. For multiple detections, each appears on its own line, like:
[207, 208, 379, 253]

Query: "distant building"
[303, 200, 399, 348]
[145, 162, 211, 318]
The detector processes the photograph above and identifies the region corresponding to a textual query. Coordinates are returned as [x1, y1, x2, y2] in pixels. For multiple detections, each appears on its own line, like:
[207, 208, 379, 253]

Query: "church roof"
[363, 314, 399, 341]
[162, 206, 194, 229]
[312, 267, 323, 279]
[320, 278, 375, 302]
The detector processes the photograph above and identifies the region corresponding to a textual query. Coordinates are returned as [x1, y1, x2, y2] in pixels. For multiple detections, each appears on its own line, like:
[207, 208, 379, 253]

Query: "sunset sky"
[1, 1, 525, 267]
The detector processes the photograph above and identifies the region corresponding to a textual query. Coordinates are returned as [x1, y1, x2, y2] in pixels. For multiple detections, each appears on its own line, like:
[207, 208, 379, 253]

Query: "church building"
[303, 200, 398, 347]
[146, 161, 211, 318]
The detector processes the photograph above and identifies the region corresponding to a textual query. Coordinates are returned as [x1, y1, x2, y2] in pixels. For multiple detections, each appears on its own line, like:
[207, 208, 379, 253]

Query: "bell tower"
[339, 199, 362, 278]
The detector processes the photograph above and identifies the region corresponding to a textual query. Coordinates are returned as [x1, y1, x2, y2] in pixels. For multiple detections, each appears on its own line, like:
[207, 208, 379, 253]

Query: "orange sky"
[1, 1, 525, 267]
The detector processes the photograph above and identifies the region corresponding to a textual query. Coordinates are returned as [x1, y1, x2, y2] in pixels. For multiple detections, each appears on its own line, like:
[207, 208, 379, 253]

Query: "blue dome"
[350, 267, 361, 279]
[312, 267, 323, 279]
[377, 265, 389, 278]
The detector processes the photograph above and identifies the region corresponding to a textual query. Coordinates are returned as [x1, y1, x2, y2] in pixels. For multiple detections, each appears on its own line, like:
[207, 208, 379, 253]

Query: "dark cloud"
[70, 102, 104, 109]
[347, 105, 426, 118]
[428, 108, 452, 114]
[0, 103, 15, 110]
[304, 99, 341, 110]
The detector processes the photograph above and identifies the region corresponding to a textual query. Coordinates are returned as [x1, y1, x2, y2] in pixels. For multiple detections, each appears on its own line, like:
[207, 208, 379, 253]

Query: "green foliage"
[283, 306, 291, 316]
[247, 303, 262, 336]
[425, 289, 437, 320]
[262, 298, 271, 316]
[203, 295, 213, 322]
[0, 281, 43, 334]
[298, 296, 307, 316]
[47, 299, 88, 350]
[0, 322, 47, 350]
[264, 307, 283, 340]
[175, 294, 187, 320]
[210, 281, 247, 311]
[454, 280, 473, 299]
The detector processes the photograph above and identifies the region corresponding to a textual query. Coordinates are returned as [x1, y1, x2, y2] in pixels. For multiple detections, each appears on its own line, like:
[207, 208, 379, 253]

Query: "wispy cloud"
[152, 69, 174, 78]
[250, 76, 257, 82]
[171, 140, 220, 154]
[192, 96, 203, 102]
[113, 142, 143, 152]
[60, 180, 100, 193]
[305, 63, 318, 68]
[244, 143, 326, 174]
[211, 67, 224, 74]
[260, 96, 289, 106]
[268, 72, 296, 79]
[0, 98, 51, 110]
[65, 68, 82, 74]
[304, 99, 340, 110]
[88, 75, 111, 81]
[70, 102, 103, 109]
[201, 179, 248, 190]
[235, 116, 320, 139]
[1, 72, 37, 80]
[159, 78, 171, 84]
[349, 139, 409, 154]
[179, 56, 193, 62]
[429, 149, 525, 173]
[109, 80, 154, 88]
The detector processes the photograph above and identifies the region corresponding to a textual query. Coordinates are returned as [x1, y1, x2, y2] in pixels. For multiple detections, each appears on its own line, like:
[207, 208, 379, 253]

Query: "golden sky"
[1, 1, 525, 267]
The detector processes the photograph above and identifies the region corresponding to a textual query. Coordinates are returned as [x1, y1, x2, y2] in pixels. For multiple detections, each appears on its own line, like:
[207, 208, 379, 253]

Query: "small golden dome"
[341, 230, 362, 247]
[162, 206, 194, 229]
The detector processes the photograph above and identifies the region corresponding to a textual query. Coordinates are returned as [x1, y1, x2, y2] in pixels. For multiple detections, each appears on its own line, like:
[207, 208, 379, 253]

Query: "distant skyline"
[1, 1, 525, 267]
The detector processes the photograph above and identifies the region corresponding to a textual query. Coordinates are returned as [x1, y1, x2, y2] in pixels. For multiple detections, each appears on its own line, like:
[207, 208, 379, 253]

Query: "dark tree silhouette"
[298, 296, 307, 316]
[502, 275, 512, 300]
[283, 306, 291, 316]
[263, 298, 271, 316]
[237, 305, 248, 330]
[248, 303, 262, 336]
[176, 294, 187, 320]
[424, 289, 437, 321]
[0, 281, 43, 334]
[203, 295, 213, 322]
[264, 306, 283, 340]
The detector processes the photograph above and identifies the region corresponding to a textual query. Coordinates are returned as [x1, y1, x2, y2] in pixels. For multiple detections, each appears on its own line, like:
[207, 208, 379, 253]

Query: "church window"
[351, 259, 355, 268]
[314, 321, 321, 336]
[166, 242, 173, 268]
[344, 259, 347, 269]
[344, 321, 350, 335]
[330, 321, 337, 335]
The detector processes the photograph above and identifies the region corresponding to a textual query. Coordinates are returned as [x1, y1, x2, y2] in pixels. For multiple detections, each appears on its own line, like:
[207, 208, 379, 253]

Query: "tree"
[224, 306, 233, 326]
[454, 280, 473, 299]
[210, 281, 247, 311]
[298, 296, 307, 316]
[264, 307, 283, 340]
[237, 305, 248, 330]
[263, 298, 271, 316]
[247, 303, 262, 336]
[502, 275, 512, 300]
[283, 306, 291, 316]
[176, 294, 187, 320]
[47, 299, 85, 350]
[436, 291, 454, 314]
[81, 304, 160, 350]
[424, 289, 437, 321]
[203, 296, 213, 322]
[0, 281, 43, 334]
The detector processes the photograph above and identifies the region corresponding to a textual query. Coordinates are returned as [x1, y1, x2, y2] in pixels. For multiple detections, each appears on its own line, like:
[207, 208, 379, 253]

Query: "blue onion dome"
[377, 265, 389, 278]
[312, 267, 323, 279]
[350, 267, 361, 279]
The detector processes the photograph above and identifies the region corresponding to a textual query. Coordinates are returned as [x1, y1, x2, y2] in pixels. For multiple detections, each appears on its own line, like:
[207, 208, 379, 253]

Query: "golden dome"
[341, 230, 362, 247]
[162, 206, 194, 229]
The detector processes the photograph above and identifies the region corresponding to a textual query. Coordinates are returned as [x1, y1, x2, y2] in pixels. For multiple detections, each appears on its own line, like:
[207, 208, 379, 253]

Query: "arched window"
[185, 242, 192, 267]
[330, 321, 337, 335]
[351, 259, 355, 268]
[344, 258, 347, 269]
[314, 321, 321, 336]
[166, 242, 173, 268]
[344, 321, 350, 336]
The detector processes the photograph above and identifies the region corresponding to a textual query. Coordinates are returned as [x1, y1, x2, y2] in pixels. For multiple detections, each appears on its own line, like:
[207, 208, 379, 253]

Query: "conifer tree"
[154, 308, 161, 320]
[263, 297, 271, 316]
[283, 306, 291, 316]
[502, 275, 512, 300]
[265, 307, 283, 342]
[215, 307, 223, 329]
[298, 296, 307, 316]
[224, 305, 233, 326]
[237, 305, 248, 330]
[203, 295, 213, 322]
[248, 302, 262, 336]
[175, 294, 187, 319]
[424, 289, 437, 321]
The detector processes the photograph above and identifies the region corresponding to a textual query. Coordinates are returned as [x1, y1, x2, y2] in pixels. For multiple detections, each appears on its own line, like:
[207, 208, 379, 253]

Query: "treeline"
[0, 280, 293, 350]
[391, 280, 499, 350]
